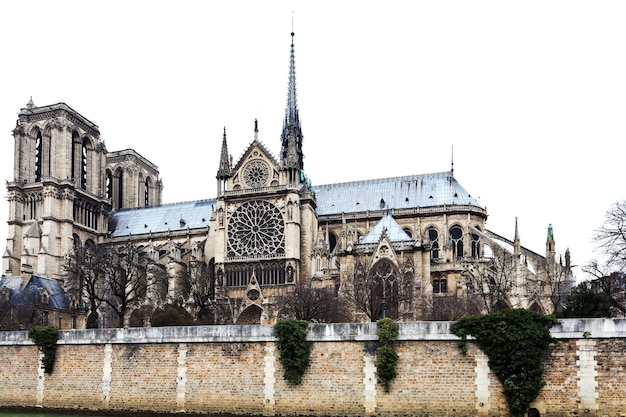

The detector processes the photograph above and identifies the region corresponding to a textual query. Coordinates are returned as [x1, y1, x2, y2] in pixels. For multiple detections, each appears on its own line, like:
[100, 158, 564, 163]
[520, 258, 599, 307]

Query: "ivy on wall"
[28, 326, 60, 374]
[451, 309, 558, 417]
[274, 319, 310, 385]
[376, 317, 399, 392]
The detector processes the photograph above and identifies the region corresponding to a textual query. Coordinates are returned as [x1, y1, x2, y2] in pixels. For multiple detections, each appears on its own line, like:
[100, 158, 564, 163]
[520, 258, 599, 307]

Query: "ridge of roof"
[313, 171, 454, 189]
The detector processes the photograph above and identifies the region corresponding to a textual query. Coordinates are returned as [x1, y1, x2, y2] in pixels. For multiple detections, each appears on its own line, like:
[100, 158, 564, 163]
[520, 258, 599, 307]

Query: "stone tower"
[3, 99, 162, 282]
[3, 101, 111, 280]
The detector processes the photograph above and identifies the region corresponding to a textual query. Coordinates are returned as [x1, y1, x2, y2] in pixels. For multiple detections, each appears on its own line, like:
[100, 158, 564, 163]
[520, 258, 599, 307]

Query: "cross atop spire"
[280, 31, 304, 172]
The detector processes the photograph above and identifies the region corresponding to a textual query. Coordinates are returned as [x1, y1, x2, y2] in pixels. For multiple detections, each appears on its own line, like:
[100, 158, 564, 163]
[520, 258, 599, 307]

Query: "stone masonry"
[0, 319, 624, 417]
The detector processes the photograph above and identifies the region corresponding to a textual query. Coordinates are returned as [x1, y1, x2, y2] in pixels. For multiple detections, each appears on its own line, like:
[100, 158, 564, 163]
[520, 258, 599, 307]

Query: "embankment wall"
[0, 319, 625, 417]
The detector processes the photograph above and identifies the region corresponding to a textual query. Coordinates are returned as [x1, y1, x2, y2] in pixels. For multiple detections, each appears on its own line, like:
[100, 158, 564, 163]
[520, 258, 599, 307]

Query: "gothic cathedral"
[1, 33, 573, 328]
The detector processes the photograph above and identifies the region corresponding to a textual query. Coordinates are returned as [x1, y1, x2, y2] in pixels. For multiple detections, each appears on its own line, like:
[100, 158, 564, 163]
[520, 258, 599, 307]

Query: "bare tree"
[99, 241, 152, 327]
[347, 260, 413, 321]
[584, 261, 626, 315]
[63, 244, 108, 328]
[463, 247, 517, 314]
[278, 285, 350, 322]
[593, 200, 626, 271]
[582, 201, 626, 315]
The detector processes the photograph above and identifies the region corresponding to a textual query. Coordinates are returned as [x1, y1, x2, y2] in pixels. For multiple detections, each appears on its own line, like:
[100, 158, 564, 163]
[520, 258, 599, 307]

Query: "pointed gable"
[361, 213, 412, 244]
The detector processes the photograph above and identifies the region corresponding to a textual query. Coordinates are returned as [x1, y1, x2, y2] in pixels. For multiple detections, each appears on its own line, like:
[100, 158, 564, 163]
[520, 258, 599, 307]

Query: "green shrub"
[451, 309, 557, 417]
[376, 317, 399, 392]
[28, 326, 60, 374]
[274, 319, 310, 384]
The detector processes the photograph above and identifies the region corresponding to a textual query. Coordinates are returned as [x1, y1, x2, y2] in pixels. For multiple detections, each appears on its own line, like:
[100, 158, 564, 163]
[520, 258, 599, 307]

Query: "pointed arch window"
[428, 227, 440, 259]
[35, 131, 43, 182]
[106, 171, 113, 200]
[450, 226, 464, 259]
[471, 232, 480, 258]
[144, 179, 150, 206]
[80, 138, 89, 190]
[117, 170, 124, 209]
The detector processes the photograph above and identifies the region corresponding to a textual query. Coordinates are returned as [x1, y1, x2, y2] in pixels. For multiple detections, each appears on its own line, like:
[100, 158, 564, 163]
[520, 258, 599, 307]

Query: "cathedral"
[1, 33, 573, 328]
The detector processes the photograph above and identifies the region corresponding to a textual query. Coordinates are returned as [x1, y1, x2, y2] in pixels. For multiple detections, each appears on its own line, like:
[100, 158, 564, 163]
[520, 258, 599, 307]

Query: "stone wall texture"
[0, 318, 625, 417]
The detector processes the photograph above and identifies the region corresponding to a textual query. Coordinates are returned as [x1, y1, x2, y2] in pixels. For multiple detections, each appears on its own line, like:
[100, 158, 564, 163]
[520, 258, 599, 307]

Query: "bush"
[376, 317, 399, 392]
[274, 319, 310, 384]
[28, 326, 60, 374]
[451, 309, 557, 417]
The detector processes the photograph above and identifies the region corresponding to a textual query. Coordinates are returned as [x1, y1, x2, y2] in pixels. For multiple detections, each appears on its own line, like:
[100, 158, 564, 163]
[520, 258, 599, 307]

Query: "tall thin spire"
[280, 31, 304, 171]
[216, 127, 231, 179]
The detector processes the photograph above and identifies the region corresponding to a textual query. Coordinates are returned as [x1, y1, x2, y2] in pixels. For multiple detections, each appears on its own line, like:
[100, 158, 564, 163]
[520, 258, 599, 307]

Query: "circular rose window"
[227, 200, 285, 257]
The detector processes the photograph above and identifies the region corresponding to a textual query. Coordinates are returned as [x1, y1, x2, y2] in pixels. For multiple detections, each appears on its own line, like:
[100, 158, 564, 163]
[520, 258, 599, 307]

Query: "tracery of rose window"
[227, 200, 285, 258]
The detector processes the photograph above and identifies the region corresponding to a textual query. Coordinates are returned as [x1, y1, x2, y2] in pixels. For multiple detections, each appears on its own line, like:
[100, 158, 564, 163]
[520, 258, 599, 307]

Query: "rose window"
[243, 160, 270, 188]
[227, 200, 285, 257]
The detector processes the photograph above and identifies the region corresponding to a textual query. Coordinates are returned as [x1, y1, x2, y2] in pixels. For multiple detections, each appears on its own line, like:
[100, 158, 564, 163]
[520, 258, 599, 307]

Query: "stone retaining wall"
[0, 318, 624, 417]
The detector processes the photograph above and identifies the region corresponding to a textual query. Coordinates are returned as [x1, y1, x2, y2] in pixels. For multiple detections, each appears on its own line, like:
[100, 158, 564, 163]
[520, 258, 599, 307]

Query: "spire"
[546, 223, 555, 255]
[216, 127, 231, 179]
[280, 31, 304, 171]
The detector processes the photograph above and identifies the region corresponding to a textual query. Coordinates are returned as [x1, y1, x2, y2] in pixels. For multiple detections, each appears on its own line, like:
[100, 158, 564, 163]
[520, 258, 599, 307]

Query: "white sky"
[1, 1, 625, 281]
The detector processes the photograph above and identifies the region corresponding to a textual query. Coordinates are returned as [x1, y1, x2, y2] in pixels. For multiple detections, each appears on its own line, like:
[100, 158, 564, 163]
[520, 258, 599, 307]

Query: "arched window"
[80, 138, 89, 190]
[106, 171, 113, 200]
[403, 228, 413, 239]
[370, 259, 399, 320]
[117, 170, 124, 209]
[329, 231, 338, 253]
[144, 179, 150, 206]
[471, 231, 480, 258]
[428, 227, 440, 259]
[450, 226, 464, 259]
[35, 131, 43, 181]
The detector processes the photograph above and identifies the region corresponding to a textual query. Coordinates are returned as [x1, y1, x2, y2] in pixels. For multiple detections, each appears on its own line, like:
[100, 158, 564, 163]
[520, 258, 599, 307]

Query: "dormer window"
[40, 289, 49, 305]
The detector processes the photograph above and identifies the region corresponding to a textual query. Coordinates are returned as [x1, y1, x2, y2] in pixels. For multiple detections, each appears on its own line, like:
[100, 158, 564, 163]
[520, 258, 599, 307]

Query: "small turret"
[216, 127, 231, 194]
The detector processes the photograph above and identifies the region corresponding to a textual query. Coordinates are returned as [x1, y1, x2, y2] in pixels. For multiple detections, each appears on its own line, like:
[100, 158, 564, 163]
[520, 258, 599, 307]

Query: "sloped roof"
[361, 213, 413, 244]
[109, 199, 215, 237]
[313, 172, 481, 216]
[0, 275, 69, 310]
[108, 172, 481, 237]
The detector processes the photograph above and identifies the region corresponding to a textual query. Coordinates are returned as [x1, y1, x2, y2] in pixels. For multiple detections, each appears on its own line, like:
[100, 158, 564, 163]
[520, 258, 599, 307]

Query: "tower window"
[35, 132, 43, 182]
[81, 138, 88, 190]
[144, 179, 149, 206]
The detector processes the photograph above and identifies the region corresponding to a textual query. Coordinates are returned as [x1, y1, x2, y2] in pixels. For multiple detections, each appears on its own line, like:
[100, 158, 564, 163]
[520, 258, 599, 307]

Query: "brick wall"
[0, 319, 624, 417]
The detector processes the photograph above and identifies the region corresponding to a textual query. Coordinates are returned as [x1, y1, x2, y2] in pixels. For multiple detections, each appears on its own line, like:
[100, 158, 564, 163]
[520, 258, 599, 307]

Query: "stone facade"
[0, 318, 624, 417]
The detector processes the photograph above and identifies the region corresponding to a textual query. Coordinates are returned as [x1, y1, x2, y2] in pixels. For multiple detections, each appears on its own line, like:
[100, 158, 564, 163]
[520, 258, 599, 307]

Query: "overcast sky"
[1, 1, 625, 280]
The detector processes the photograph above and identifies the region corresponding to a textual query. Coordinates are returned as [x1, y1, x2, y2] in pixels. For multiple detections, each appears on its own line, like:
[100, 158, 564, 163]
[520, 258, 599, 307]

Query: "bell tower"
[3, 99, 111, 280]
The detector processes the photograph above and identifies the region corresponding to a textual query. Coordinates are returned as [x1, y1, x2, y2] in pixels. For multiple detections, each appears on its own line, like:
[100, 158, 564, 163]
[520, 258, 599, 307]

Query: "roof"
[361, 213, 413, 244]
[108, 172, 481, 237]
[109, 199, 215, 237]
[0, 275, 69, 310]
[313, 172, 481, 215]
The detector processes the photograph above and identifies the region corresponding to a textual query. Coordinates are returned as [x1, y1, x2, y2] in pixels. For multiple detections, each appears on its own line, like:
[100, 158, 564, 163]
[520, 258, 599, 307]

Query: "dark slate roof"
[109, 199, 215, 237]
[313, 172, 481, 215]
[0, 275, 69, 310]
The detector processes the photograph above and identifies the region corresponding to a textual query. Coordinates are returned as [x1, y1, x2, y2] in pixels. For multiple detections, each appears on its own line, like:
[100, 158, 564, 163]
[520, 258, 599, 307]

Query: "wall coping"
[1, 318, 625, 346]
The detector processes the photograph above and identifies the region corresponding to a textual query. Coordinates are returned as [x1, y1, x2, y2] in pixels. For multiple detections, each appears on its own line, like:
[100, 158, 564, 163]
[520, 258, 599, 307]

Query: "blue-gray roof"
[314, 172, 481, 215]
[0, 275, 69, 310]
[361, 213, 413, 244]
[109, 199, 215, 237]
[108, 172, 481, 237]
